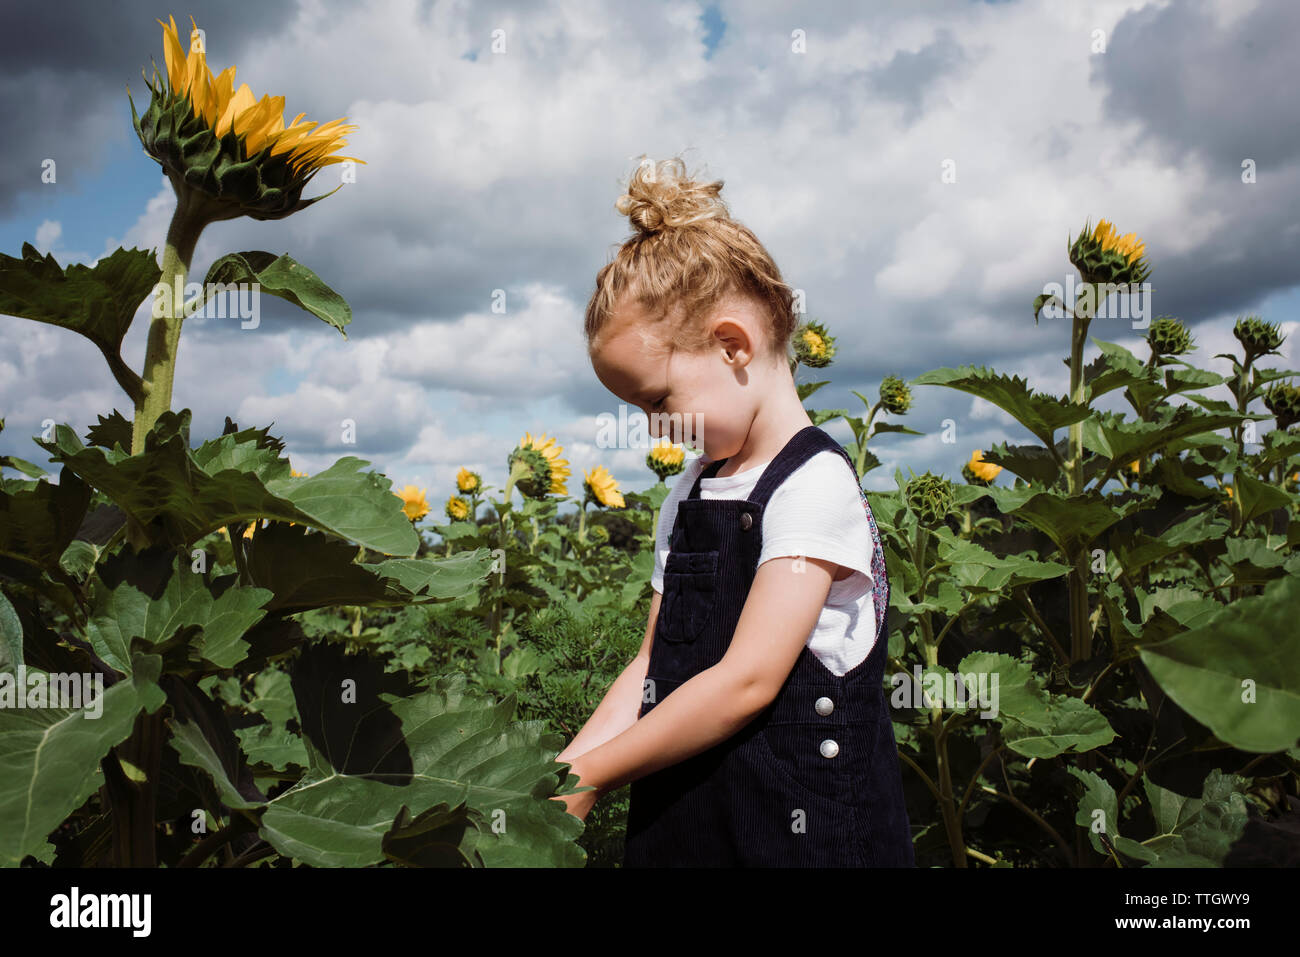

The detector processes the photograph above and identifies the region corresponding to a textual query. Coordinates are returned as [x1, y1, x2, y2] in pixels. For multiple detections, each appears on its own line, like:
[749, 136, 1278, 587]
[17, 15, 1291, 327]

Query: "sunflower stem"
[131, 179, 214, 456]
[1065, 283, 1104, 664]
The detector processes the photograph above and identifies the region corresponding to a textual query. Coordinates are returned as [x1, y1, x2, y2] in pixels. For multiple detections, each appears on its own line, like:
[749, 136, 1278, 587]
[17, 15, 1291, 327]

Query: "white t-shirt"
[651, 449, 879, 677]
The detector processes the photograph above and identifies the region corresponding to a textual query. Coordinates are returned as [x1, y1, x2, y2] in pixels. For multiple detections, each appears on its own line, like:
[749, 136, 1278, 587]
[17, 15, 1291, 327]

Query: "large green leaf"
[35, 409, 419, 555]
[1068, 767, 1156, 862]
[1084, 339, 1159, 403]
[0, 466, 92, 576]
[1233, 470, 1292, 523]
[1081, 406, 1244, 482]
[934, 534, 1070, 594]
[1144, 769, 1251, 866]
[0, 589, 22, 673]
[981, 440, 1065, 485]
[244, 522, 493, 612]
[958, 652, 1115, 758]
[382, 802, 484, 866]
[204, 667, 309, 772]
[1140, 573, 1300, 752]
[85, 546, 273, 675]
[910, 366, 1092, 445]
[202, 251, 351, 336]
[0, 652, 165, 867]
[984, 486, 1126, 556]
[0, 244, 158, 400]
[251, 642, 584, 867]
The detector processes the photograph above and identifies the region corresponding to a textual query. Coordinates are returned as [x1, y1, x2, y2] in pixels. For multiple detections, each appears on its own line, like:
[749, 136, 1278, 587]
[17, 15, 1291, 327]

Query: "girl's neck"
[711, 399, 814, 478]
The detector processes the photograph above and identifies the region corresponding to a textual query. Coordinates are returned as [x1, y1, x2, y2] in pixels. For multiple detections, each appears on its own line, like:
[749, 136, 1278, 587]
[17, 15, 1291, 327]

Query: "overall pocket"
[752, 719, 866, 815]
[660, 550, 718, 643]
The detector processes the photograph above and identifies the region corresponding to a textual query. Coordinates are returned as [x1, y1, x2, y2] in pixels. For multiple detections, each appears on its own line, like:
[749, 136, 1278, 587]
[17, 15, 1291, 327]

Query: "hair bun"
[615, 155, 730, 236]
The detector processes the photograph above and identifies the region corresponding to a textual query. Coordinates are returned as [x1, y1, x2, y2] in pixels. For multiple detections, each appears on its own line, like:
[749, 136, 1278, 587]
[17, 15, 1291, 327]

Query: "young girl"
[553, 155, 913, 867]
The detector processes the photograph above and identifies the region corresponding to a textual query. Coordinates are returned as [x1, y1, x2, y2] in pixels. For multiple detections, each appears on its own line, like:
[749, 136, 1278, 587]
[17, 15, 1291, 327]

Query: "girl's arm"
[566, 555, 839, 796]
[555, 589, 662, 765]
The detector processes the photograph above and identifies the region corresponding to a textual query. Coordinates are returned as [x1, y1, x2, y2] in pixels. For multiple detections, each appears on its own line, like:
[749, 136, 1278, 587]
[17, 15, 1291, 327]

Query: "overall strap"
[689, 425, 891, 642]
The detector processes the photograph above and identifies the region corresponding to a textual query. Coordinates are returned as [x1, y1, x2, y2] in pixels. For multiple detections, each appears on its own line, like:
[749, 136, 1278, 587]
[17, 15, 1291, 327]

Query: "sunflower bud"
[793, 320, 836, 368]
[456, 467, 482, 494]
[1233, 315, 1286, 363]
[879, 375, 913, 415]
[1145, 316, 1194, 357]
[128, 16, 363, 224]
[1263, 381, 1300, 431]
[445, 495, 470, 522]
[1068, 218, 1151, 288]
[589, 525, 610, 545]
[904, 472, 954, 526]
[646, 439, 686, 482]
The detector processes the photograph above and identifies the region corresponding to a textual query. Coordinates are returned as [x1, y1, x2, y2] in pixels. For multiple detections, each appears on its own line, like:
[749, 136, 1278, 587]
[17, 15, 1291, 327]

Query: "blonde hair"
[584, 154, 798, 363]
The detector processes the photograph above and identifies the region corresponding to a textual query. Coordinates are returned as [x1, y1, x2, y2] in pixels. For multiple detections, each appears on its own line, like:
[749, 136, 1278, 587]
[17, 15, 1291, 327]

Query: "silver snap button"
[820, 739, 839, 758]
[815, 696, 834, 716]
[740, 512, 753, 530]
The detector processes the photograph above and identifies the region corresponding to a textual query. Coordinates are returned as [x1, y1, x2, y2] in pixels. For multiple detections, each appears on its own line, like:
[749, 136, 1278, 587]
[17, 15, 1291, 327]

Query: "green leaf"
[807, 408, 849, 427]
[84, 409, 134, 453]
[0, 589, 21, 673]
[168, 719, 262, 810]
[1084, 339, 1159, 403]
[0, 244, 158, 400]
[85, 546, 272, 674]
[1068, 766, 1156, 862]
[0, 652, 164, 866]
[981, 440, 1065, 485]
[58, 540, 99, 580]
[203, 251, 351, 336]
[959, 652, 1115, 758]
[869, 421, 924, 439]
[911, 366, 1091, 446]
[935, 535, 1070, 594]
[1145, 769, 1251, 867]
[1081, 406, 1243, 481]
[245, 523, 489, 612]
[795, 380, 830, 402]
[382, 802, 484, 867]
[0, 467, 92, 576]
[361, 552, 495, 603]
[1232, 471, 1292, 524]
[35, 411, 419, 555]
[257, 643, 584, 867]
[983, 486, 1124, 556]
[1140, 574, 1300, 752]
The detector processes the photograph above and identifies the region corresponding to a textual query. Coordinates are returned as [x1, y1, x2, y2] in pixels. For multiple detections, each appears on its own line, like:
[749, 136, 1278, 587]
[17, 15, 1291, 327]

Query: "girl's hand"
[551, 756, 601, 821]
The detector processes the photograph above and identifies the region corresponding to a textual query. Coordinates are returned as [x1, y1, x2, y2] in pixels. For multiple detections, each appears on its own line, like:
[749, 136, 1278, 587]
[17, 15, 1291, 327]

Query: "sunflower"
[1068, 217, 1151, 288]
[584, 465, 626, 508]
[646, 438, 686, 481]
[445, 495, 471, 521]
[128, 15, 364, 223]
[395, 485, 431, 521]
[967, 449, 1002, 483]
[507, 432, 570, 499]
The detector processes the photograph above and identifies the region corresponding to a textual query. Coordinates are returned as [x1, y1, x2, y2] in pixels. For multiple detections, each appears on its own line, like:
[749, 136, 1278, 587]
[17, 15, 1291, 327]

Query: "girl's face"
[590, 296, 772, 461]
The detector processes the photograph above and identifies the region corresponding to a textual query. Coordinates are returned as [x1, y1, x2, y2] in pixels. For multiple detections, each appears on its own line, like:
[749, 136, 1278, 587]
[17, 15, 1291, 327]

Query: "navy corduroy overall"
[623, 425, 914, 867]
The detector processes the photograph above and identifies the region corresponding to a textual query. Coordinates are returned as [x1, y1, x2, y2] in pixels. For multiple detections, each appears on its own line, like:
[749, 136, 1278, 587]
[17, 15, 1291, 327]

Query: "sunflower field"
[1, 15, 1298, 870]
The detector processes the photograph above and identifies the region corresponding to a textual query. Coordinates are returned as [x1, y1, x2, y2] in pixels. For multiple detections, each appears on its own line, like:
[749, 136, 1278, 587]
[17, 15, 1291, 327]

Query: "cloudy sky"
[2, 0, 1297, 529]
